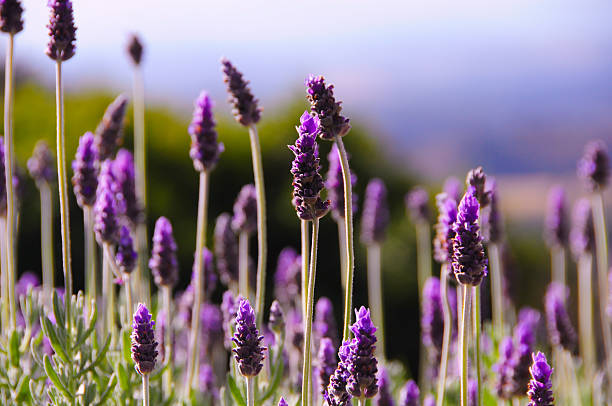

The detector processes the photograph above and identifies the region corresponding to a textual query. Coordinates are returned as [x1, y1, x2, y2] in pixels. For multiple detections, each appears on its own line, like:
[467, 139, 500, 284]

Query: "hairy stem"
[41, 182, 55, 298]
[142, 374, 150, 406]
[436, 264, 452, 406]
[102, 250, 115, 336]
[84, 206, 96, 304]
[301, 218, 320, 406]
[489, 243, 504, 339]
[124, 273, 133, 324]
[459, 285, 471, 406]
[551, 245, 566, 285]
[301, 219, 309, 322]
[335, 136, 355, 341]
[239, 231, 250, 300]
[472, 286, 482, 406]
[248, 125, 267, 327]
[185, 171, 209, 393]
[246, 376, 254, 406]
[416, 221, 432, 292]
[337, 220, 347, 292]
[367, 243, 385, 359]
[577, 253, 595, 379]
[163, 285, 174, 396]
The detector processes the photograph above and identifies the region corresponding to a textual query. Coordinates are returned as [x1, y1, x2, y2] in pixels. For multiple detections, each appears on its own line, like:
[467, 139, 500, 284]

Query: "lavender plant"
[545, 186, 569, 284]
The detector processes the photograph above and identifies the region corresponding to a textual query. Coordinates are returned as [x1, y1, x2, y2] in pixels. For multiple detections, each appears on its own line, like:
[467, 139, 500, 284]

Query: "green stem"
[239, 231, 250, 300]
[472, 286, 482, 406]
[246, 376, 254, 406]
[416, 221, 432, 291]
[591, 192, 612, 377]
[577, 253, 595, 379]
[301, 219, 309, 323]
[102, 249, 115, 336]
[366, 243, 385, 359]
[84, 206, 96, 304]
[436, 263, 452, 406]
[0, 218, 7, 328]
[335, 136, 355, 341]
[337, 220, 347, 292]
[459, 285, 470, 406]
[142, 374, 150, 406]
[301, 217, 320, 406]
[124, 273, 133, 324]
[41, 182, 55, 298]
[489, 243, 504, 340]
[55, 60, 72, 330]
[551, 245, 566, 285]
[185, 170, 209, 393]
[248, 125, 267, 327]
[163, 286, 173, 396]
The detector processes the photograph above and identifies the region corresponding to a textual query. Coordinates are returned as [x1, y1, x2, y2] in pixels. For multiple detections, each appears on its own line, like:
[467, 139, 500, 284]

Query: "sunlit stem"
[239, 231, 250, 300]
[335, 136, 355, 341]
[336, 221, 348, 293]
[84, 206, 96, 304]
[577, 253, 595, 380]
[142, 374, 150, 406]
[367, 243, 385, 359]
[41, 182, 55, 298]
[416, 221, 432, 292]
[472, 286, 482, 406]
[489, 243, 504, 340]
[301, 219, 309, 322]
[301, 217, 320, 406]
[563, 349, 582, 406]
[551, 245, 566, 284]
[246, 376, 254, 406]
[163, 285, 174, 396]
[124, 273, 133, 324]
[185, 171, 209, 393]
[459, 285, 471, 406]
[102, 246, 115, 336]
[436, 263, 452, 406]
[248, 124, 267, 327]
[55, 60, 73, 330]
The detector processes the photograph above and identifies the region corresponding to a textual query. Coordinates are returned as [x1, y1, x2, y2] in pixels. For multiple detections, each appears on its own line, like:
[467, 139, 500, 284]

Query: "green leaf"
[43, 354, 72, 401]
[73, 304, 98, 350]
[8, 330, 20, 368]
[14, 374, 30, 402]
[121, 328, 132, 364]
[226, 374, 247, 406]
[94, 373, 117, 406]
[52, 291, 65, 330]
[117, 363, 130, 392]
[41, 316, 69, 363]
[78, 334, 111, 378]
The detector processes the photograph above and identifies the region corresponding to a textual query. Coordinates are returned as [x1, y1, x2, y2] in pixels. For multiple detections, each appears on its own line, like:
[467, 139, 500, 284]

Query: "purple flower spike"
[326, 143, 358, 221]
[570, 198, 594, 258]
[433, 193, 458, 264]
[544, 186, 569, 249]
[189, 91, 224, 172]
[325, 340, 352, 406]
[232, 299, 265, 377]
[305, 74, 350, 140]
[149, 216, 179, 288]
[95, 95, 128, 161]
[214, 213, 239, 286]
[131, 303, 158, 375]
[527, 352, 554, 406]
[466, 166, 491, 207]
[28, 140, 55, 185]
[545, 282, 577, 351]
[315, 297, 338, 346]
[578, 140, 610, 191]
[399, 380, 419, 406]
[221, 291, 240, 349]
[494, 336, 515, 399]
[405, 186, 430, 223]
[127, 33, 143, 66]
[484, 179, 503, 243]
[46, 0, 76, 61]
[112, 149, 142, 224]
[0, 139, 5, 215]
[191, 247, 217, 297]
[94, 160, 119, 244]
[289, 111, 330, 220]
[443, 176, 462, 203]
[278, 397, 288, 406]
[232, 184, 257, 235]
[423, 395, 435, 406]
[221, 58, 261, 127]
[422, 277, 444, 355]
[116, 225, 137, 274]
[361, 178, 389, 245]
[468, 379, 478, 406]
[375, 366, 394, 406]
[72, 132, 98, 208]
[346, 307, 378, 399]
[268, 300, 285, 334]
[274, 247, 301, 309]
[318, 337, 337, 397]
[452, 187, 488, 286]
[0, 0, 23, 34]
[16, 272, 40, 298]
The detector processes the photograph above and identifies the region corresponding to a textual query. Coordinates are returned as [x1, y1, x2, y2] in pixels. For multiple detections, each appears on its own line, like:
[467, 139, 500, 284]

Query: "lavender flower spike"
[71, 132, 98, 208]
[578, 139, 610, 191]
[325, 340, 352, 406]
[0, 0, 23, 34]
[570, 198, 594, 258]
[289, 111, 330, 220]
[232, 299, 265, 377]
[405, 186, 430, 224]
[278, 397, 288, 406]
[527, 352, 554, 406]
[315, 297, 339, 346]
[46, 0, 76, 61]
[361, 178, 389, 245]
[116, 225, 137, 274]
[95, 94, 128, 161]
[28, 140, 55, 185]
[305, 74, 350, 140]
[326, 143, 358, 221]
[346, 306, 378, 399]
[268, 300, 285, 334]
[131, 303, 158, 375]
[466, 166, 491, 207]
[399, 380, 419, 406]
[433, 192, 458, 264]
[422, 277, 444, 355]
[127, 33, 143, 66]
[452, 187, 488, 286]
[484, 179, 503, 243]
[375, 366, 395, 406]
[318, 337, 337, 397]
[232, 184, 257, 234]
[149, 216, 179, 288]
[214, 213, 239, 286]
[544, 186, 569, 249]
[442, 176, 462, 202]
[220, 58, 261, 127]
[545, 282, 577, 351]
[189, 91, 224, 172]
[112, 149, 142, 224]
[93, 160, 119, 244]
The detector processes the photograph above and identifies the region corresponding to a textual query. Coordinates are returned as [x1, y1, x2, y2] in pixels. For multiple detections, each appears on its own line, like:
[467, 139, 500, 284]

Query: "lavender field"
[0, 1, 611, 406]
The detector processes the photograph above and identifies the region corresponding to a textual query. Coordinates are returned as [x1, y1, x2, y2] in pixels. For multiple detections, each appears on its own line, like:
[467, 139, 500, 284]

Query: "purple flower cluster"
[466, 166, 491, 207]
[305, 75, 350, 140]
[577, 139, 609, 191]
[315, 297, 338, 347]
[232, 184, 258, 235]
[131, 303, 158, 375]
[422, 277, 444, 357]
[325, 340, 352, 406]
[326, 143, 358, 221]
[433, 192, 458, 264]
[527, 352, 554, 406]
[28, 140, 54, 185]
[188, 91, 224, 172]
[214, 213, 239, 286]
[442, 176, 462, 203]
[346, 307, 378, 399]
[149, 216, 179, 288]
[289, 111, 330, 220]
[46, 0, 76, 61]
[375, 367, 394, 406]
[0, 0, 23, 34]
[232, 299, 265, 377]
[116, 225, 137, 274]
[405, 186, 430, 223]
[545, 282, 577, 351]
[93, 160, 119, 244]
[361, 178, 389, 245]
[221, 58, 261, 127]
[72, 132, 98, 208]
[95, 95, 128, 161]
[274, 247, 301, 310]
[544, 186, 569, 249]
[399, 380, 419, 406]
[570, 198, 594, 258]
[484, 179, 503, 243]
[127, 33, 143, 66]
[318, 337, 337, 397]
[268, 300, 285, 334]
[112, 149, 142, 225]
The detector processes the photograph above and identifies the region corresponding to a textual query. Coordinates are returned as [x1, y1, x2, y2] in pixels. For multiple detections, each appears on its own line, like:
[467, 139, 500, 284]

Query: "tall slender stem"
[142, 374, 150, 406]
[551, 245, 566, 285]
[185, 171, 209, 393]
[133, 64, 149, 305]
[472, 286, 482, 406]
[367, 243, 385, 359]
[124, 273, 133, 324]
[416, 221, 432, 292]
[163, 285, 173, 396]
[246, 376, 254, 406]
[302, 218, 319, 406]
[41, 182, 55, 298]
[591, 192, 612, 377]
[301, 219, 309, 322]
[489, 243, 504, 339]
[335, 136, 355, 341]
[0, 219, 7, 328]
[247, 125, 267, 327]
[459, 285, 471, 406]
[84, 206, 96, 303]
[239, 231, 250, 299]
[55, 60, 72, 330]
[102, 252, 115, 336]
[577, 253, 595, 379]
[436, 264, 452, 406]
[337, 220, 347, 292]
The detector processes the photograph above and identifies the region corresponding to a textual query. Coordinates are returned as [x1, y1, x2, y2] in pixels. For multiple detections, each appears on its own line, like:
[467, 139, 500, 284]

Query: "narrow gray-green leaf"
[43, 354, 72, 400]
[226, 374, 246, 406]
